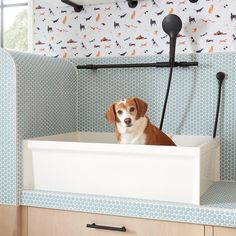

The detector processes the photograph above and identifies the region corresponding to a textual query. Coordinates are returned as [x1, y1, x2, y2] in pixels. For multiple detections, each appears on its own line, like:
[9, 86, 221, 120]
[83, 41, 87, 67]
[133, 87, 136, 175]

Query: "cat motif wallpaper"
[33, 0, 236, 58]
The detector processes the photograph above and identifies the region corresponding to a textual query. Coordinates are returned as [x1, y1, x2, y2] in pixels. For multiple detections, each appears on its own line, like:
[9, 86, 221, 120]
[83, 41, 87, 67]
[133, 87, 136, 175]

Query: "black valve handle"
[87, 223, 127, 232]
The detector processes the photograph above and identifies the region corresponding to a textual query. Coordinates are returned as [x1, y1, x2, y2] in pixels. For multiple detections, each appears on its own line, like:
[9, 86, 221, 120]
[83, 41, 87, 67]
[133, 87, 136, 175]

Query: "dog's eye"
[129, 107, 135, 112]
[117, 110, 123, 115]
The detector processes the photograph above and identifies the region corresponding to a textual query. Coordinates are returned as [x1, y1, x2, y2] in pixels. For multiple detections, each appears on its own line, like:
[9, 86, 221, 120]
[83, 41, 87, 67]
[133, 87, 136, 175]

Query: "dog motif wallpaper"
[33, 0, 236, 58]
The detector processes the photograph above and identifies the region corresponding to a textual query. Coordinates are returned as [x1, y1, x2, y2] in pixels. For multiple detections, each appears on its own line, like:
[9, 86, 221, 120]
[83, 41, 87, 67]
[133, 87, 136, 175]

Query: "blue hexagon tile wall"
[0, 49, 17, 205]
[71, 52, 236, 181]
[0, 49, 78, 204]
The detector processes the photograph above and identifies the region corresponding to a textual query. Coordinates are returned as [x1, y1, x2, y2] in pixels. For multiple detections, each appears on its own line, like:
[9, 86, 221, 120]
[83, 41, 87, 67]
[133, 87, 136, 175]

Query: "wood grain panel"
[28, 207, 204, 236]
[214, 226, 236, 236]
[0, 205, 20, 236]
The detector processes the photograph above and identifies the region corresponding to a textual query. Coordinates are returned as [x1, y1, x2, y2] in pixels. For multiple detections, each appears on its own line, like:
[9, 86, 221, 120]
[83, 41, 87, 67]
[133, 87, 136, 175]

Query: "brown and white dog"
[105, 97, 176, 146]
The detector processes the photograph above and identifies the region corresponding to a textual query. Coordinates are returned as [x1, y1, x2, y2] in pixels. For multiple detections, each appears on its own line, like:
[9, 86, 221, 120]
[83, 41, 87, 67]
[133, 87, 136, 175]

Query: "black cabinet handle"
[87, 223, 127, 232]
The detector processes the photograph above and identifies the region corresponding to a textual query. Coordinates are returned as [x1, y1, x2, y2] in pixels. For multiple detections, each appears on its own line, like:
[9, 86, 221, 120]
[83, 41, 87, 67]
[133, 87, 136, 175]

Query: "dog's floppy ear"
[134, 97, 148, 117]
[105, 104, 117, 124]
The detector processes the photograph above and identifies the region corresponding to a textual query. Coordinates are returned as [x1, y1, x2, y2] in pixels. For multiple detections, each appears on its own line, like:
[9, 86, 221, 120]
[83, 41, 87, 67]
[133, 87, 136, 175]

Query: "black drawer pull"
[87, 223, 127, 232]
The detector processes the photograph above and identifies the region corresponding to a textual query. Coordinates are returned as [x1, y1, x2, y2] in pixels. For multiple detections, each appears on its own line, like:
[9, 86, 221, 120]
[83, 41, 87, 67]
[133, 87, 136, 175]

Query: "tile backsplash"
[0, 50, 78, 204]
[71, 52, 236, 181]
[1, 50, 236, 205]
[0, 49, 17, 204]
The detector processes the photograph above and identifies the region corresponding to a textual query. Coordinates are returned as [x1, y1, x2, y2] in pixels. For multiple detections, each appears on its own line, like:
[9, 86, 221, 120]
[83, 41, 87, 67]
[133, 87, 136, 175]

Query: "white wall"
[33, 0, 236, 58]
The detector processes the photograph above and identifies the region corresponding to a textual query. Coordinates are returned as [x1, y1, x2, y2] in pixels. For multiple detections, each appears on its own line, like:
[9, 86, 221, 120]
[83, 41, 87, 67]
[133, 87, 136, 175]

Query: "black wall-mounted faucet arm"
[61, 0, 83, 12]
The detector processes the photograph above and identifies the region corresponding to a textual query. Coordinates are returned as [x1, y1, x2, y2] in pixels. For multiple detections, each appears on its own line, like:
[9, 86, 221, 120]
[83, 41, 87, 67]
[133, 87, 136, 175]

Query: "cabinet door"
[27, 207, 204, 236]
[214, 227, 236, 236]
[0, 205, 20, 236]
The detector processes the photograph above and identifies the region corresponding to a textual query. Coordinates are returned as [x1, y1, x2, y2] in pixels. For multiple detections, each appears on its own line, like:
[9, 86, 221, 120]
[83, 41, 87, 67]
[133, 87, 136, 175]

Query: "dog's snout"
[124, 118, 132, 125]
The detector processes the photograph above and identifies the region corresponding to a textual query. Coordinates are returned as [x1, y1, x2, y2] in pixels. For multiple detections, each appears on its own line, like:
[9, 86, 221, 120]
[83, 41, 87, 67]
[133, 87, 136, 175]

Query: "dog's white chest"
[120, 133, 146, 144]
[117, 117, 148, 145]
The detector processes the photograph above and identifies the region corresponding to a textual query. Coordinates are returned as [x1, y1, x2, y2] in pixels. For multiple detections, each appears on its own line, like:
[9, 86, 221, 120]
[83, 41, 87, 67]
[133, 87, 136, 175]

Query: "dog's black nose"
[124, 118, 132, 125]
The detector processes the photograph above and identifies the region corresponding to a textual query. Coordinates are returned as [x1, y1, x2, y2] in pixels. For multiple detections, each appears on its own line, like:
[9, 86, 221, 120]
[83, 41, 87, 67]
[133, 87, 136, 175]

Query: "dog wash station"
[23, 15, 224, 206]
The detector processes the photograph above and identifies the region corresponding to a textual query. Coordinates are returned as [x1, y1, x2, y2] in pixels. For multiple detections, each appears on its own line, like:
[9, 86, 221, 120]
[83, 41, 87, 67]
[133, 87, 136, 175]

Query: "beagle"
[105, 97, 176, 146]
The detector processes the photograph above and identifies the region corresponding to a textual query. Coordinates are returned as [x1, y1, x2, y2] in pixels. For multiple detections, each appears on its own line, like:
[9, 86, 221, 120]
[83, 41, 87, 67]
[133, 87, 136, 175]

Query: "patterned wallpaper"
[33, 0, 236, 58]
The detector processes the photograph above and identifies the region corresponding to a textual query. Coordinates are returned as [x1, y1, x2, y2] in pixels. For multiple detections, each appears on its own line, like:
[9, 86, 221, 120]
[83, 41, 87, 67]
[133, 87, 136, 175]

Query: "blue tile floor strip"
[201, 181, 236, 208]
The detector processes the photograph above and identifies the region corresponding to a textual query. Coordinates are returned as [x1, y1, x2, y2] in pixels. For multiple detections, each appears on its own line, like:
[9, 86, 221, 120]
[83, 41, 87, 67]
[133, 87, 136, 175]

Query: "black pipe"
[213, 72, 225, 138]
[159, 66, 173, 130]
[76, 61, 198, 69]
[61, 0, 83, 12]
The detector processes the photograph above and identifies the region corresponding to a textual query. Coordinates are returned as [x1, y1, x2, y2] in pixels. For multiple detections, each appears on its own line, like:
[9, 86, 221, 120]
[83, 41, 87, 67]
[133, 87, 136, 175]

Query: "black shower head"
[162, 14, 182, 39]
[162, 14, 182, 66]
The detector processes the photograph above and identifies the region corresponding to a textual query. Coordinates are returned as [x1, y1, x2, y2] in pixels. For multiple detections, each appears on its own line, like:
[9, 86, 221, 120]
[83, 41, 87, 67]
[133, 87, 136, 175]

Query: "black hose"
[159, 65, 174, 130]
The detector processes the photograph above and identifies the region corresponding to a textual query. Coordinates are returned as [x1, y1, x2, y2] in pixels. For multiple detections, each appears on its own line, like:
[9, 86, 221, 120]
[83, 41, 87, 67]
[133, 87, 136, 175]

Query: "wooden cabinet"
[2, 206, 235, 236]
[25, 207, 204, 236]
[205, 226, 213, 236]
[214, 226, 236, 236]
[0, 205, 20, 236]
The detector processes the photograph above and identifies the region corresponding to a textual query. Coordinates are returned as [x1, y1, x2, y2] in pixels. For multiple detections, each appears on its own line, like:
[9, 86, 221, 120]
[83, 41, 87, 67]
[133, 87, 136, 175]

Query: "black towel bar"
[77, 61, 198, 69]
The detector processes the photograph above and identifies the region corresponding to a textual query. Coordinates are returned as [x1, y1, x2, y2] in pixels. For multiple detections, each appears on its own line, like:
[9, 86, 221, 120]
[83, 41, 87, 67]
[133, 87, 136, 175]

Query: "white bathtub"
[23, 132, 220, 205]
